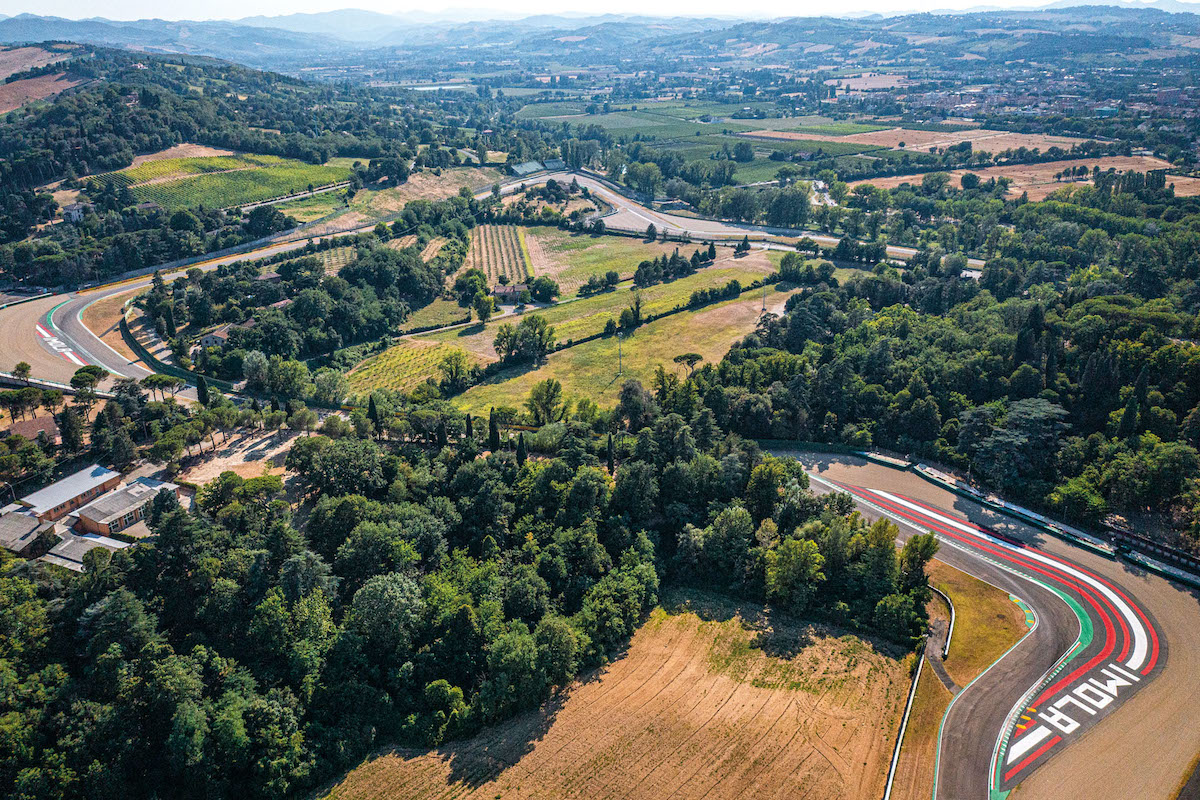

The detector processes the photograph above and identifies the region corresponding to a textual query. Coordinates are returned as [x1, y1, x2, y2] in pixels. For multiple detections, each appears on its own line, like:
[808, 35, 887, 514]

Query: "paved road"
[782, 451, 1174, 800]
[507, 170, 986, 268]
[4, 167, 979, 389]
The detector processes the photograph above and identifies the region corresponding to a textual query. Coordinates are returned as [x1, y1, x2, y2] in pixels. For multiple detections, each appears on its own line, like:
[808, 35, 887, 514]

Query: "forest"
[0, 377, 937, 799]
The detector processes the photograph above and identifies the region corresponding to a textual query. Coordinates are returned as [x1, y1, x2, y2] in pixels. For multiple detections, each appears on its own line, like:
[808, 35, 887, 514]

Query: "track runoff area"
[808, 473, 1163, 798]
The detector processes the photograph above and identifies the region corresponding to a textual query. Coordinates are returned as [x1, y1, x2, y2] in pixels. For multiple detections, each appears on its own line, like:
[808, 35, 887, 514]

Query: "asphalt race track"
[2, 168, 981, 389]
[780, 451, 1199, 800]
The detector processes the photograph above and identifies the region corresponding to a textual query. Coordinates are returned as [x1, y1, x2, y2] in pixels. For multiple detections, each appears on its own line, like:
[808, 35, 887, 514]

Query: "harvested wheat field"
[744, 126, 1087, 155]
[0, 45, 75, 80]
[849, 155, 1193, 200]
[321, 589, 911, 800]
[464, 225, 530, 285]
[0, 73, 82, 114]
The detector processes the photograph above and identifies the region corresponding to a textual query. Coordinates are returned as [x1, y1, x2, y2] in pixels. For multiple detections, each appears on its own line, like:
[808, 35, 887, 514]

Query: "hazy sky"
[2, 0, 1134, 22]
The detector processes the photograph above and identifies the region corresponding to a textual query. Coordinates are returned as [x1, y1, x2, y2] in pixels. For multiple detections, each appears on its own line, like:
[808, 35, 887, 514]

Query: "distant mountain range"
[1, 1, 1198, 69]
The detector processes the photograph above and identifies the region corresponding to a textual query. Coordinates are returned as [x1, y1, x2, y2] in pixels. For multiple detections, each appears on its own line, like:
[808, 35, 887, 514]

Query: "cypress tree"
[516, 431, 527, 466]
[708, 242, 717, 260]
[607, 432, 615, 474]
[437, 418, 448, 448]
[196, 375, 210, 406]
[368, 395, 380, 433]
[488, 407, 500, 451]
[1117, 396, 1140, 439]
[251, 397, 262, 413]
[465, 413, 473, 440]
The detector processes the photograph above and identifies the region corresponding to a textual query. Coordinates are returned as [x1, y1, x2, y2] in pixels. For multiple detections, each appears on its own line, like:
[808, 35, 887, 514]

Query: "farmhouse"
[200, 325, 232, 347]
[17, 464, 121, 522]
[76, 477, 180, 536]
[62, 202, 94, 223]
[493, 283, 528, 303]
[2, 415, 60, 446]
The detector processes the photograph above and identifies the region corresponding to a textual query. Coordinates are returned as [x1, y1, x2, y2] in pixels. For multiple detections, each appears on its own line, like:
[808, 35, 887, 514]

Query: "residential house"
[16, 464, 121, 522]
[200, 325, 233, 348]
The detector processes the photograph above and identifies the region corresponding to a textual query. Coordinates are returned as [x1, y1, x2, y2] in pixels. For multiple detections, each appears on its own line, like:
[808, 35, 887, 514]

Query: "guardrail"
[930, 586, 955, 660]
[0, 371, 116, 399]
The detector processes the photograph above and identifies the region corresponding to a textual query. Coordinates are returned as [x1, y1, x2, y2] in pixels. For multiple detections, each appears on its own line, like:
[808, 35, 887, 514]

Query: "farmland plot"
[98, 154, 352, 210]
[464, 225, 530, 285]
[320, 589, 909, 800]
[347, 340, 480, 395]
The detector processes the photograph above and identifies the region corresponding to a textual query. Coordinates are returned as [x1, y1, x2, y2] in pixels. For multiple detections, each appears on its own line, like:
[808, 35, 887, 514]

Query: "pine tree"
[516, 432, 527, 467]
[607, 432, 615, 474]
[488, 408, 500, 452]
[196, 375, 210, 406]
[59, 406, 84, 452]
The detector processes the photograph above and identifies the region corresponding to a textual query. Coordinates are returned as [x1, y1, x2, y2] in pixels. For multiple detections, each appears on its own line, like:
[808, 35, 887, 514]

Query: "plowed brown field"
[320, 590, 910, 800]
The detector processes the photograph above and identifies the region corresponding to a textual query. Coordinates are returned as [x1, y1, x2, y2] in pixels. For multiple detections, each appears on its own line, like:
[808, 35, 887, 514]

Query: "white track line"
[872, 490, 1148, 671]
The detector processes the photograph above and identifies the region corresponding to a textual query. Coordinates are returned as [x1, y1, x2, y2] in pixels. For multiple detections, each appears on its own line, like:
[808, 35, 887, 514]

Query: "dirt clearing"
[850, 155, 1187, 200]
[320, 588, 910, 800]
[176, 430, 299, 484]
[129, 143, 236, 167]
[0, 73, 82, 114]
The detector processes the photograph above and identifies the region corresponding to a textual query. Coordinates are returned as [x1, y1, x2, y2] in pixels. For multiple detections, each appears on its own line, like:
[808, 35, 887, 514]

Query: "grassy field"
[318, 588, 909, 800]
[424, 249, 784, 359]
[929, 560, 1028, 687]
[103, 154, 352, 210]
[451, 282, 795, 413]
[401, 298, 471, 332]
[463, 225, 530, 285]
[523, 226, 704, 297]
[346, 339, 480, 395]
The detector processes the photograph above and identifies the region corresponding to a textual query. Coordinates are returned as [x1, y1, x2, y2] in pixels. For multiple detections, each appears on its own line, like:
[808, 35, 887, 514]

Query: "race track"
[780, 451, 1199, 800]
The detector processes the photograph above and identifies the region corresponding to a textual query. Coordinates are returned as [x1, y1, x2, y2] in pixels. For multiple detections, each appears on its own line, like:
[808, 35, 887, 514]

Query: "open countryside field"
[463, 224, 530, 285]
[849, 155, 1199, 199]
[452, 282, 796, 413]
[524, 227, 704, 297]
[346, 339, 482, 395]
[320, 589, 910, 800]
[424, 248, 784, 361]
[275, 166, 504, 228]
[889, 560, 1029, 800]
[744, 126, 1088, 155]
[0, 73, 83, 114]
[98, 154, 352, 210]
[0, 44, 77, 80]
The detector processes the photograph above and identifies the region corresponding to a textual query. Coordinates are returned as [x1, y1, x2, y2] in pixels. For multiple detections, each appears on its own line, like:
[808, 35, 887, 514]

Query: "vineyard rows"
[464, 224, 530, 285]
[100, 154, 286, 187]
[347, 340, 478, 394]
[111, 157, 352, 211]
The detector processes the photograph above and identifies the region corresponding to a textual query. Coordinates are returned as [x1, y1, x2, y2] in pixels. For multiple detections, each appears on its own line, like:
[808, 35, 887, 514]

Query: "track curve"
[774, 451, 1188, 800]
